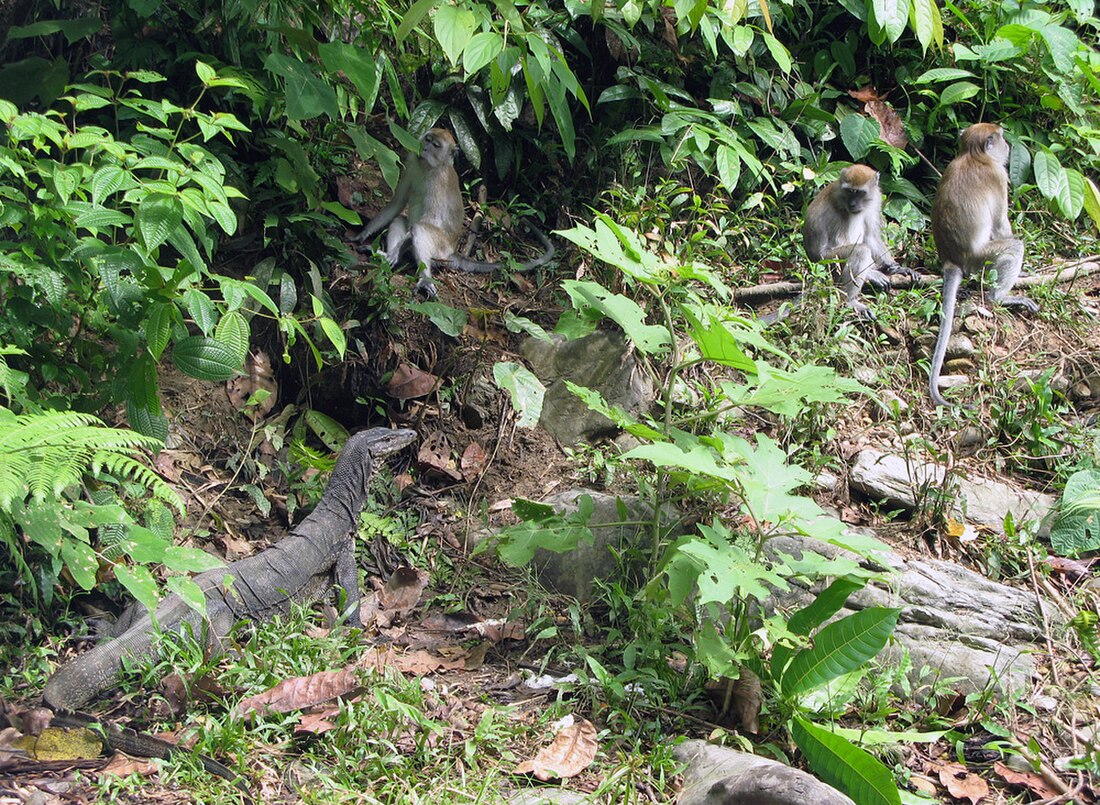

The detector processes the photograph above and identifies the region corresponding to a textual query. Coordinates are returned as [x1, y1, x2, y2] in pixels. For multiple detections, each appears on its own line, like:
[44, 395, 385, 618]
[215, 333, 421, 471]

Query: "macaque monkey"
[928, 123, 1038, 407]
[801, 164, 913, 319]
[353, 128, 554, 297]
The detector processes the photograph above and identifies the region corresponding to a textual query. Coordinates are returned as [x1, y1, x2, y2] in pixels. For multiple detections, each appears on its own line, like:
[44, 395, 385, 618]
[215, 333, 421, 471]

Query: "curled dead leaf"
[379, 566, 430, 616]
[417, 431, 463, 481]
[936, 761, 989, 805]
[460, 441, 488, 480]
[514, 718, 598, 781]
[236, 667, 362, 718]
[387, 363, 439, 400]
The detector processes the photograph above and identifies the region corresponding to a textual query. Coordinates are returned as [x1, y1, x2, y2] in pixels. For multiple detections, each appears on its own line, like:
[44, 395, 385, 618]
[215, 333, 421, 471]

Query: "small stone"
[1072, 382, 1092, 400]
[853, 366, 877, 385]
[944, 358, 975, 373]
[945, 333, 975, 359]
[956, 426, 984, 449]
[1032, 694, 1058, 712]
[963, 315, 990, 334]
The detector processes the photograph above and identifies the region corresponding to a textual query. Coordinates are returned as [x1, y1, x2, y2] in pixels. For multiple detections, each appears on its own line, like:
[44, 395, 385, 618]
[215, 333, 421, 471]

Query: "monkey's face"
[842, 186, 871, 215]
[420, 128, 457, 168]
[987, 131, 1010, 166]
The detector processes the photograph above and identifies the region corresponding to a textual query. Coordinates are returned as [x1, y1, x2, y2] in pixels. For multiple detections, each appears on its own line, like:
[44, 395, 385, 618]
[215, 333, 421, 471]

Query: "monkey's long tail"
[928, 264, 962, 408]
[436, 223, 555, 274]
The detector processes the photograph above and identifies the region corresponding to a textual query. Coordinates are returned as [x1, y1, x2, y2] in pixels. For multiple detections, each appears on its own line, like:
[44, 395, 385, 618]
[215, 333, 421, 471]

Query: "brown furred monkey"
[802, 164, 914, 319]
[928, 123, 1038, 407]
[353, 128, 554, 297]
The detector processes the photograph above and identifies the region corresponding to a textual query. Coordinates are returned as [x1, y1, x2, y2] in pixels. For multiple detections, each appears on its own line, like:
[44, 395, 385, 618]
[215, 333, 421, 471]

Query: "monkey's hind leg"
[983, 238, 1038, 314]
[410, 223, 449, 298]
[384, 216, 410, 266]
[839, 244, 877, 319]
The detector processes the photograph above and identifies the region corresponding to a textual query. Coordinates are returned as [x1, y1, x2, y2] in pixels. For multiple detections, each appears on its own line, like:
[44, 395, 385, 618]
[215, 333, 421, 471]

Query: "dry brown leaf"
[387, 363, 439, 400]
[99, 754, 159, 778]
[360, 646, 398, 673]
[865, 100, 908, 149]
[472, 619, 526, 643]
[460, 441, 488, 480]
[380, 566, 430, 615]
[937, 761, 989, 804]
[514, 718, 598, 781]
[294, 707, 341, 736]
[393, 649, 451, 676]
[1047, 556, 1092, 580]
[848, 86, 880, 102]
[225, 352, 278, 421]
[417, 431, 463, 481]
[394, 471, 415, 491]
[220, 531, 254, 561]
[236, 667, 362, 718]
[993, 761, 1061, 800]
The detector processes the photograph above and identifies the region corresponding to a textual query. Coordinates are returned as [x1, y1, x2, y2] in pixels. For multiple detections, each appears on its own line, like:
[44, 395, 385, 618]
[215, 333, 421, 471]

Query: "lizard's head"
[349, 427, 418, 457]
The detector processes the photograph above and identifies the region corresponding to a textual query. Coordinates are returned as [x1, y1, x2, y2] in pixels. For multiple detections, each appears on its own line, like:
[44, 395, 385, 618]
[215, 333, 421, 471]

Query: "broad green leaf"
[463, 32, 504, 75]
[120, 525, 170, 564]
[172, 336, 242, 381]
[166, 575, 208, 620]
[761, 32, 791, 73]
[163, 545, 226, 574]
[1008, 138, 1032, 187]
[408, 301, 468, 337]
[715, 144, 741, 191]
[909, 0, 935, 52]
[683, 308, 755, 371]
[434, 4, 477, 66]
[771, 576, 866, 678]
[1062, 168, 1085, 219]
[115, 563, 161, 615]
[263, 53, 339, 121]
[839, 114, 878, 160]
[215, 310, 250, 363]
[90, 165, 129, 205]
[312, 316, 344, 359]
[779, 607, 900, 697]
[1034, 151, 1071, 215]
[183, 289, 217, 336]
[136, 193, 183, 252]
[144, 303, 174, 360]
[565, 382, 666, 441]
[870, 0, 907, 43]
[318, 42, 381, 106]
[60, 538, 98, 590]
[914, 67, 974, 83]
[503, 312, 553, 342]
[834, 726, 948, 745]
[397, 0, 441, 43]
[938, 81, 980, 106]
[1049, 469, 1100, 556]
[492, 362, 544, 428]
[791, 717, 902, 805]
[561, 280, 671, 355]
[485, 495, 595, 565]
[304, 409, 349, 451]
[1083, 177, 1100, 234]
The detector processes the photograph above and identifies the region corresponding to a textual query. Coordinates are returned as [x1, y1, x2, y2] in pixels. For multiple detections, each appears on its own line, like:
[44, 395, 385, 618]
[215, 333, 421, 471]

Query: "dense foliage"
[2, 0, 1098, 799]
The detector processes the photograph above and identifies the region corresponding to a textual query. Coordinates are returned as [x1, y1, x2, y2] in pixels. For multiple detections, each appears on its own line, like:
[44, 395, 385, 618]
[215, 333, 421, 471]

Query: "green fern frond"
[0, 409, 172, 512]
[93, 452, 184, 514]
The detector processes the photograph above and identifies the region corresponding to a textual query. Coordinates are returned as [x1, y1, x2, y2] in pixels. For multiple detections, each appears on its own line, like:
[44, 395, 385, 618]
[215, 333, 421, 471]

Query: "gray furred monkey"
[353, 128, 554, 297]
[801, 163, 915, 319]
[928, 123, 1038, 408]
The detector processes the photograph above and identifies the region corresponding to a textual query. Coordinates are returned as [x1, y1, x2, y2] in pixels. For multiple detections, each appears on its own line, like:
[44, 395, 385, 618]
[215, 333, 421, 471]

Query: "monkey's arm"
[353, 171, 412, 243]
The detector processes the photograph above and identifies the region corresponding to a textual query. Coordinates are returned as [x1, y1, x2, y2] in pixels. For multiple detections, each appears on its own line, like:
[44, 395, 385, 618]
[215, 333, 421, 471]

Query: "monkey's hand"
[415, 276, 439, 298]
[884, 263, 920, 282]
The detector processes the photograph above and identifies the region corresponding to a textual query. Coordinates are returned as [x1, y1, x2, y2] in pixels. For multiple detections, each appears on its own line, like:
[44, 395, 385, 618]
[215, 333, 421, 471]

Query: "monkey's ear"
[984, 134, 996, 151]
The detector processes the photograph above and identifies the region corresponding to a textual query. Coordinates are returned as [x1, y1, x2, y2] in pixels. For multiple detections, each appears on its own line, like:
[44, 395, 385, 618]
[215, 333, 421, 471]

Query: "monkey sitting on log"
[927, 123, 1038, 407]
[352, 128, 554, 298]
[801, 164, 916, 319]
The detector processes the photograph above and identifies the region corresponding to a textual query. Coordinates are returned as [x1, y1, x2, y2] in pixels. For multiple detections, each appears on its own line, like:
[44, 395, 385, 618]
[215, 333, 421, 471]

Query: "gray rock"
[945, 333, 975, 359]
[520, 331, 656, 445]
[850, 448, 1056, 535]
[531, 489, 678, 602]
[674, 739, 855, 805]
[768, 534, 1059, 695]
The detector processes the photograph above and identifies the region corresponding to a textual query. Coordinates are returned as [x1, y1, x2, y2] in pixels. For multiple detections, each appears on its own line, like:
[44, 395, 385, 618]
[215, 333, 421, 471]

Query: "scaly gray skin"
[43, 427, 417, 710]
